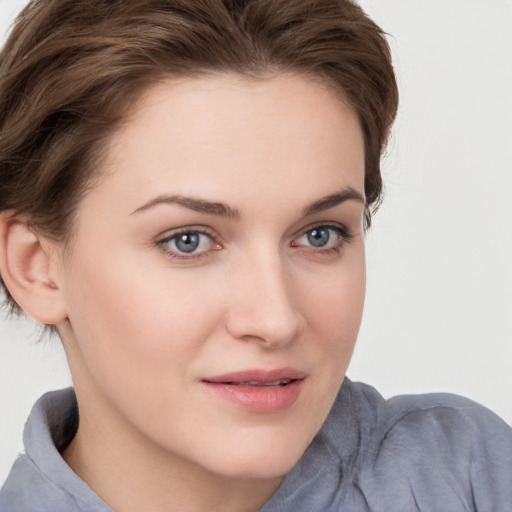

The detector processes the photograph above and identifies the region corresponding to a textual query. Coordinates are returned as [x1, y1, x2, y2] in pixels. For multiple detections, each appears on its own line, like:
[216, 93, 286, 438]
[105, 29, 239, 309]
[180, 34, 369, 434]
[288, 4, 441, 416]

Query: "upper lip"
[203, 368, 307, 384]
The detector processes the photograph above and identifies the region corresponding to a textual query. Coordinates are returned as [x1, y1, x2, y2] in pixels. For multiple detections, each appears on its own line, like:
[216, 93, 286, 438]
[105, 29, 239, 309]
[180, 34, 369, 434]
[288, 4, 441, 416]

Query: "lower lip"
[202, 379, 304, 413]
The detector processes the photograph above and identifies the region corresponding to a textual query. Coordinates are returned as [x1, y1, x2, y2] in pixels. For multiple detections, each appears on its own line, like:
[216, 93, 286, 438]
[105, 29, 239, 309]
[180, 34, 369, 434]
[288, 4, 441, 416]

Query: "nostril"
[225, 307, 305, 349]
[224, 260, 305, 346]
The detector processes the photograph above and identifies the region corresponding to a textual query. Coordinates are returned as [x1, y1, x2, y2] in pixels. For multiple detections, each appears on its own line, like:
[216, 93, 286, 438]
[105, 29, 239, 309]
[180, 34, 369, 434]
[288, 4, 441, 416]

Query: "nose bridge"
[225, 244, 304, 347]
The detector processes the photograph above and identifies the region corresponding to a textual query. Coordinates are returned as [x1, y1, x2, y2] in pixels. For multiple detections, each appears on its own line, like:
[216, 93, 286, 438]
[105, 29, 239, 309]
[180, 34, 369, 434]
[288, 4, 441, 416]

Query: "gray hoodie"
[1, 379, 511, 511]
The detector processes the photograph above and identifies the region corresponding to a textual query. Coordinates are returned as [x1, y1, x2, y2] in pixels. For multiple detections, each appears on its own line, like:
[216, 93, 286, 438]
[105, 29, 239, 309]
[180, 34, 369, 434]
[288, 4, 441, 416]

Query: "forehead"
[85, 73, 365, 216]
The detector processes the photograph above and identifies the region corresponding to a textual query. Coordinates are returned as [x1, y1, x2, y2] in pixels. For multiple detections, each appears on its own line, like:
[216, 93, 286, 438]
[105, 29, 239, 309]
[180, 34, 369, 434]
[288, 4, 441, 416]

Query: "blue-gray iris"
[176, 233, 200, 252]
[307, 228, 330, 247]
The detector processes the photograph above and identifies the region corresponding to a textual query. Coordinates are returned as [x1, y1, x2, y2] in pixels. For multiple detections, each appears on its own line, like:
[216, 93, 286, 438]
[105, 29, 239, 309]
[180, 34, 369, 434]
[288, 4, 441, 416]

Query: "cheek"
[300, 249, 366, 394]
[305, 252, 366, 343]
[287, 252, 365, 439]
[63, 250, 224, 394]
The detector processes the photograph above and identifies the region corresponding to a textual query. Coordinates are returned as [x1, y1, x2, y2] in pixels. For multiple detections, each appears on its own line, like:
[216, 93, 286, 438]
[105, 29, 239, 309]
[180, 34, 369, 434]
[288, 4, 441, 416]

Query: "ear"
[0, 211, 67, 324]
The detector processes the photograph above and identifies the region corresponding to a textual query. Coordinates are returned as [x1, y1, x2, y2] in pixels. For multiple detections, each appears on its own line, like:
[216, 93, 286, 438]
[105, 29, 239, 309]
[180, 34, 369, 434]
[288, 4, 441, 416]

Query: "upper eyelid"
[156, 225, 218, 242]
[292, 221, 351, 239]
[154, 221, 353, 245]
[295, 225, 350, 242]
[155, 222, 351, 242]
[155, 228, 219, 260]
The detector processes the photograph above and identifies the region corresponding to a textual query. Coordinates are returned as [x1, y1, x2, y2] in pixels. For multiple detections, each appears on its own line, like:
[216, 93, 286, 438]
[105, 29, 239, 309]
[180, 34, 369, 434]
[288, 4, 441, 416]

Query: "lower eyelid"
[294, 225, 351, 245]
[155, 225, 351, 259]
[155, 228, 221, 257]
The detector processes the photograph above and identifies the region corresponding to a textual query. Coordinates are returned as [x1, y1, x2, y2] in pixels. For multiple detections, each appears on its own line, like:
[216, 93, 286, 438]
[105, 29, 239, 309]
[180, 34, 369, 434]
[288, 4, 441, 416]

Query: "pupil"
[307, 228, 330, 247]
[176, 233, 200, 253]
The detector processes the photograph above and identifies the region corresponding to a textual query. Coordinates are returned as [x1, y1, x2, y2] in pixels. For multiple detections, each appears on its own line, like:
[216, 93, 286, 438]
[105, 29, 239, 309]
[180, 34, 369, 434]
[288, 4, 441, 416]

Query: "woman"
[0, 1, 510, 511]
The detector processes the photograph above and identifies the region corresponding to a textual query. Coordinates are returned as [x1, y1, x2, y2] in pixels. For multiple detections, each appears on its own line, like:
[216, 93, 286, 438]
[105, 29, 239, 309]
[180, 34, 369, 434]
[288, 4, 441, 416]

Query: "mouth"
[204, 368, 306, 383]
[221, 379, 295, 387]
[202, 368, 306, 412]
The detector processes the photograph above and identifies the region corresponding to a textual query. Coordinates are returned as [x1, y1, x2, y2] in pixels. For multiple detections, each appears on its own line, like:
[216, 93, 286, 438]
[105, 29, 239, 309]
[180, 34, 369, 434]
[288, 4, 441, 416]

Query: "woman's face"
[56, 74, 366, 481]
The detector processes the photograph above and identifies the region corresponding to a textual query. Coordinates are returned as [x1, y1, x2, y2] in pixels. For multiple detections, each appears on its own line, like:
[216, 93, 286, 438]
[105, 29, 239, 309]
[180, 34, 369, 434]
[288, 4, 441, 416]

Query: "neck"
[62, 384, 282, 512]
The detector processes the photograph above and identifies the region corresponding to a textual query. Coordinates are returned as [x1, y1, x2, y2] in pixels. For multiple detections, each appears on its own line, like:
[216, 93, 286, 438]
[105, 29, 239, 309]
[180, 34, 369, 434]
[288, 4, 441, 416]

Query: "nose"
[224, 250, 306, 349]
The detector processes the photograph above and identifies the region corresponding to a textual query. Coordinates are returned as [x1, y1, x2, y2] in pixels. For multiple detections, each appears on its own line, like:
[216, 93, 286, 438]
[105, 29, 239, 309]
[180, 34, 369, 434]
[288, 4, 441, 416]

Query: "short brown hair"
[0, 0, 398, 313]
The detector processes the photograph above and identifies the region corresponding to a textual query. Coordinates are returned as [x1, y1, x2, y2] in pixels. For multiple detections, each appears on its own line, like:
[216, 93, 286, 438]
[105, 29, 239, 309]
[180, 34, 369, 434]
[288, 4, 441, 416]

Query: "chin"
[198, 427, 314, 481]
[214, 456, 300, 481]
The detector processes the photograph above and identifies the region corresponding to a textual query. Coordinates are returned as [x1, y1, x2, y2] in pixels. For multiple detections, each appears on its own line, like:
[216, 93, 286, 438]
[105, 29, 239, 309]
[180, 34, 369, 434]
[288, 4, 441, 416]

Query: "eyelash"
[155, 223, 353, 261]
[291, 223, 353, 256]
[156, 227, 220, 261]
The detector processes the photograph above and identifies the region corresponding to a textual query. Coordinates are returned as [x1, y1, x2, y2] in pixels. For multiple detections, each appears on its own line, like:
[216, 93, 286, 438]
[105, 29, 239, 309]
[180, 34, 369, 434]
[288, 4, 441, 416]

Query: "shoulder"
[0, 454, 80, 512]
[271, 381, 511, 512]
[376, 388, 512, 471]
[342, 381, 512, 511]
[0, 388, 113, 512]
[342, 379, 512, 448]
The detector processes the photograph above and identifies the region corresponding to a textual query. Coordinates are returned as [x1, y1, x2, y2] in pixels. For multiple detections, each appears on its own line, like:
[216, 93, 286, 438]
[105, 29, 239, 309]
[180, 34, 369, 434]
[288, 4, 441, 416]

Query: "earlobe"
[0, 211, 67, 325]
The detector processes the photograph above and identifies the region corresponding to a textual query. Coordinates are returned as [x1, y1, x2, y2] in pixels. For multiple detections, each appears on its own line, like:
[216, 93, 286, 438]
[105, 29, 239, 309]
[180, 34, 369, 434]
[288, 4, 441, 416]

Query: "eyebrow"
[130, 187, 364, 219]
[302, 187, 365, 216]
[130, 194, 241, 219]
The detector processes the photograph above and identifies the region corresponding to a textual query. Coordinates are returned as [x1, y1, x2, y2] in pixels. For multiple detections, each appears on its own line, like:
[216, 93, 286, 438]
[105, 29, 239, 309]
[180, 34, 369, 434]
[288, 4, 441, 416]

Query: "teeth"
[233, 379, 292, 386]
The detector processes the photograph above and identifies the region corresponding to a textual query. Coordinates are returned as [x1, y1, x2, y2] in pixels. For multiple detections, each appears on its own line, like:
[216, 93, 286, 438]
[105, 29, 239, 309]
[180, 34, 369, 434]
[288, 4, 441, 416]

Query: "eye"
[157, 228, 220, 259]
[305, 227, 332, 247]
[292, 224, 351, 252]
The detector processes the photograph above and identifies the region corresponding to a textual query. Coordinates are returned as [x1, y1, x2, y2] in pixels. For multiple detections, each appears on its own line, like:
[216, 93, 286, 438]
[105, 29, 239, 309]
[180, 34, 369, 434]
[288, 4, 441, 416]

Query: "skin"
[48, 73, 366, 512]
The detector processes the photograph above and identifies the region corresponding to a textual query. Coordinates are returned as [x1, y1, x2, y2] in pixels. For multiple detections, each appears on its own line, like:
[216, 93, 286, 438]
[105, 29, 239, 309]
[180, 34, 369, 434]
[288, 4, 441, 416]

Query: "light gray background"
[1, 0, 511, 485]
